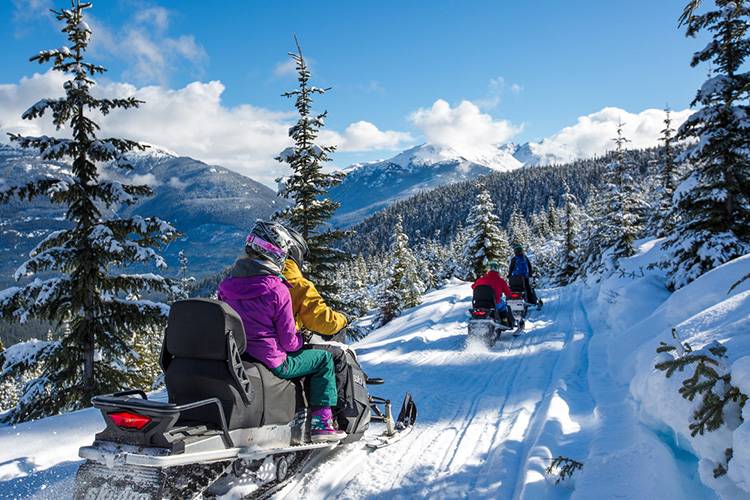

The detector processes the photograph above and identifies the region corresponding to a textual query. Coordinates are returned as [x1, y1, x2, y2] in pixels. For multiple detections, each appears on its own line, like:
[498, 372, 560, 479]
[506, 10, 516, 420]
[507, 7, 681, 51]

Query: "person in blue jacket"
[507, 245, 542, 307]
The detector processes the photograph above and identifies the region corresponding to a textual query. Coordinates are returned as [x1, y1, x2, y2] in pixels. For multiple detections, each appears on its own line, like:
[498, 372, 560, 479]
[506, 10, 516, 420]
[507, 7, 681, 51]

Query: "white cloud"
[547, 107, 694, 158]
[408, 99, 522, 157]
[0, 71, 415, 187]
[87, 6, 208, 86]
[168, 176, 187, 189]
[473, 77, 522, 110]
[273, 58, 298, 78]
[319, 121, 413, 152]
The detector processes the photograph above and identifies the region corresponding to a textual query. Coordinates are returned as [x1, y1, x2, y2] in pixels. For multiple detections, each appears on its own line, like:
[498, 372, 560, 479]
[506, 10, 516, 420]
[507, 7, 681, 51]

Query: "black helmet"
[245, 221, 295, 270]
[285, 226, 309, 268]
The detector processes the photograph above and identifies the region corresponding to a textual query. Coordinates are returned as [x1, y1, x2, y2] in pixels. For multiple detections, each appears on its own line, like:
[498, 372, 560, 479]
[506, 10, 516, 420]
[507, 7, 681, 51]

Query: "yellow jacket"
[282, 259, 347, 335]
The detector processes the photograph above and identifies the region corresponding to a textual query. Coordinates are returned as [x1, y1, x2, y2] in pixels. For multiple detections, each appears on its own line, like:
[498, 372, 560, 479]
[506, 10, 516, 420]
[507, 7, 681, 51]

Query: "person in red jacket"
[472, 261, 515, 327]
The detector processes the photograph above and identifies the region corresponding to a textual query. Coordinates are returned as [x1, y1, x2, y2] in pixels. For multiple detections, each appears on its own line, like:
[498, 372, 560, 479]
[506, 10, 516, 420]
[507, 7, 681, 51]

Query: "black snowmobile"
[73, 298, 416, 500]
[466, 285, 512, 347]
[506, 275, 542, 332]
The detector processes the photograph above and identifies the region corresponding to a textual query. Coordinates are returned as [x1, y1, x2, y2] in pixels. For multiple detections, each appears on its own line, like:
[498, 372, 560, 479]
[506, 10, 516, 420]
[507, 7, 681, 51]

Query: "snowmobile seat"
[161, 298, 301, 430]
[508, 275, 527, 298]
[472, 285, 497, 310]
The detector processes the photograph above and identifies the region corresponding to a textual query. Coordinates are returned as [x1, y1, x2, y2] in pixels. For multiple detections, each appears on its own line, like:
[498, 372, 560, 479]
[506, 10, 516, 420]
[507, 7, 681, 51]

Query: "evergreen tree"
[658, 1, 750, 288]
[578, 123, 648, 275]
[372, 217, 424, 328]
[460, 186, 510, 281]
[274, 36, 348, 306]
[0, 1, 180, 423]
[507, 205, 531, 249]
[178, 250, 195, 299]
[656, 330, 747, 477]
[556, 184, 582, 285]
[653, 106, 681, 237]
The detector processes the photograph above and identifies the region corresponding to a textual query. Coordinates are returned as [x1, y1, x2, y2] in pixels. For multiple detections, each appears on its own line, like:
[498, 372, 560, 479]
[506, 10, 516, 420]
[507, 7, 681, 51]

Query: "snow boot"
[311, 407, 346, 442]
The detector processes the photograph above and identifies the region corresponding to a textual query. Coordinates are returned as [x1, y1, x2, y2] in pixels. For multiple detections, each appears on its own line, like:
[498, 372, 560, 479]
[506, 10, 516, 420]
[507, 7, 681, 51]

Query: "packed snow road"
[274, 280, 601, 500]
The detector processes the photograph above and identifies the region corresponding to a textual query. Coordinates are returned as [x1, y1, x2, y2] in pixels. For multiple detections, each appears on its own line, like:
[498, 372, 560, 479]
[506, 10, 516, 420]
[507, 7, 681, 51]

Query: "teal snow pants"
[270, 348, 338, 407]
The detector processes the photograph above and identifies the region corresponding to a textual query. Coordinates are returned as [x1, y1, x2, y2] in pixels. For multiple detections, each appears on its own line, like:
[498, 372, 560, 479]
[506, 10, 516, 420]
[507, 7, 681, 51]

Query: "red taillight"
[511, 294, 520, 298]
[476, 311, 486, 316]
[109, 411, 152, 430]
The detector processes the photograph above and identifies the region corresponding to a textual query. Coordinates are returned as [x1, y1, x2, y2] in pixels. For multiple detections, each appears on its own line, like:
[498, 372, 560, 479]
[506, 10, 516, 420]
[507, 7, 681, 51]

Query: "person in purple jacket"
[218, 221, 345, 443]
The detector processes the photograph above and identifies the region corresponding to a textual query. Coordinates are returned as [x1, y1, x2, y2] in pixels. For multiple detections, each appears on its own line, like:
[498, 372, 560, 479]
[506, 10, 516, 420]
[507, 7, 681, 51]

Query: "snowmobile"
[506, 275, 542, 332]
[467, 285, 512, 347]
[73, 298, 416, 500]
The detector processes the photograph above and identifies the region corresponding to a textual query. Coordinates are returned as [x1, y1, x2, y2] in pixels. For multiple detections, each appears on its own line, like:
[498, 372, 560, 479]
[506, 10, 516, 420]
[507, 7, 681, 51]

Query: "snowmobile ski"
[366, 393, 417, 449]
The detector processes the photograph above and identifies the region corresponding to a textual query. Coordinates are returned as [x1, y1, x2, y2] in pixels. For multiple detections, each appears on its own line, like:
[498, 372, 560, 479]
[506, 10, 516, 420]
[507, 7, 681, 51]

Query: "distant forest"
[340, 148, 659, 256]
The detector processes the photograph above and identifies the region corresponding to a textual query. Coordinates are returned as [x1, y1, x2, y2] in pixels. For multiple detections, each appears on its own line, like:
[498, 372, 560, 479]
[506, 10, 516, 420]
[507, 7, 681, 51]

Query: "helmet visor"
[246, 234, 287, 261]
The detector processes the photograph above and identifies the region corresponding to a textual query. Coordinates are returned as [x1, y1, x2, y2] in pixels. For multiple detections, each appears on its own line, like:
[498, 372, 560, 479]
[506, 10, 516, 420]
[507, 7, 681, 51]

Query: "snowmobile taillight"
[108, 411, 152, 430]
[476, 311, 486, 316]
[511, 293, 520, 298]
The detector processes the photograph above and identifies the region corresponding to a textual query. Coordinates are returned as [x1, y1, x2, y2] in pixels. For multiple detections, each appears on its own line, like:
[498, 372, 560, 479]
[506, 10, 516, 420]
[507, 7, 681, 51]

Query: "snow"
[1, 239, 750, 499]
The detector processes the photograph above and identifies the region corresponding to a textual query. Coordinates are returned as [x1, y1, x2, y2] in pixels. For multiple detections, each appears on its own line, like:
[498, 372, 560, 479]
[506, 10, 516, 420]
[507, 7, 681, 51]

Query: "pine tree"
[656, 330, 747, 476]
[460, 186, 510, 281]
[372, 217, 423, 328]
[577, 123, 648, 275]
[0, 1, 180, 423]
[507, 205, 531, 250]
[653, 106, 681, 237]
[658, 1, 750, 288]
[274, 36, 349, 306]
[556, 184, 582, 285]
[178, 250, 195, 299]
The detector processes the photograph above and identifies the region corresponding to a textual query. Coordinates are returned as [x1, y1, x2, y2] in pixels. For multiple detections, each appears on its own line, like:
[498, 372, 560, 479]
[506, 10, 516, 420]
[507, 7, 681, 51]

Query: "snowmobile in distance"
[73, 298, 416, 500]
[467, 284, 512, 347]
[506, 275, 542, 332]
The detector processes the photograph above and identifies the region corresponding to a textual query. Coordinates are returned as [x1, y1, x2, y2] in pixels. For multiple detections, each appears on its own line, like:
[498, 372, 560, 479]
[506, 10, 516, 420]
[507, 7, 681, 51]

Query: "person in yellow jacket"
[279, 227, 348, 343]
[283, 257, 348, 343]
[281, 227, 383, 389]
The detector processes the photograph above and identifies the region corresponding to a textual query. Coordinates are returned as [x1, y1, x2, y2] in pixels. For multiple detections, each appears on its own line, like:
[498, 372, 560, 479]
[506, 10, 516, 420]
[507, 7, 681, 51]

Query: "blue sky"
[0, 0, 707, 186]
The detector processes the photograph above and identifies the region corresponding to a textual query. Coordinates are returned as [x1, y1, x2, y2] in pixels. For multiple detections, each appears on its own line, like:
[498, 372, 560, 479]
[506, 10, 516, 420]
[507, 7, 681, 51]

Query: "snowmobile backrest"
[472, 285, 497, 309]
[162, 298, 259, 430]
[165, 298, 246, 360]
[508, 275, 526, 295]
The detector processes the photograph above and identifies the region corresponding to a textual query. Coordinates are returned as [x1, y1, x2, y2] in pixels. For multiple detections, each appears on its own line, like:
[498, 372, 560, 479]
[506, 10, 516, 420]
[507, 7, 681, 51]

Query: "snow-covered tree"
[414, 231, 448, 291]
[178, 250, 195, 299]
[507, 205, 531, 250]
[652, 106, 681, 237]
[460, 186, 511, 281]
[556, 184, 583, 285]
[274, 36, 348, 306]
[658, 1, 750, 289]
[372, 217, 424, 328]
[0, 1, 180, 423]
[577, 123, 649, 276]
[656, 331, 747, 477]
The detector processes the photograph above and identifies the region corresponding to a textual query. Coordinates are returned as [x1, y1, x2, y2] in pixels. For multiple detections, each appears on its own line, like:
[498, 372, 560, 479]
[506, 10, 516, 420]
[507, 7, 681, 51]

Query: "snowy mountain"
[329, 140, 579, 228]
[0, 144, 286, 286]
[501, 139, 580, 166]
[328, 143, 523, 227]
[2, 239, 749, 499]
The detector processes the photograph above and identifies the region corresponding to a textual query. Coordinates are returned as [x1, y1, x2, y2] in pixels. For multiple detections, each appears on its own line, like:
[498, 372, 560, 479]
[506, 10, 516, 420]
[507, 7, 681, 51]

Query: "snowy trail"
[275, 282, 601, 500]
[4, 244, 750, 500]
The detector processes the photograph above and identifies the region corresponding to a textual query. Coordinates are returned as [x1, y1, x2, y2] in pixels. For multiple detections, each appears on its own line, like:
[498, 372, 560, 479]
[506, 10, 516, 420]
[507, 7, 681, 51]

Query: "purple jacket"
[218, 270, 302, 370]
